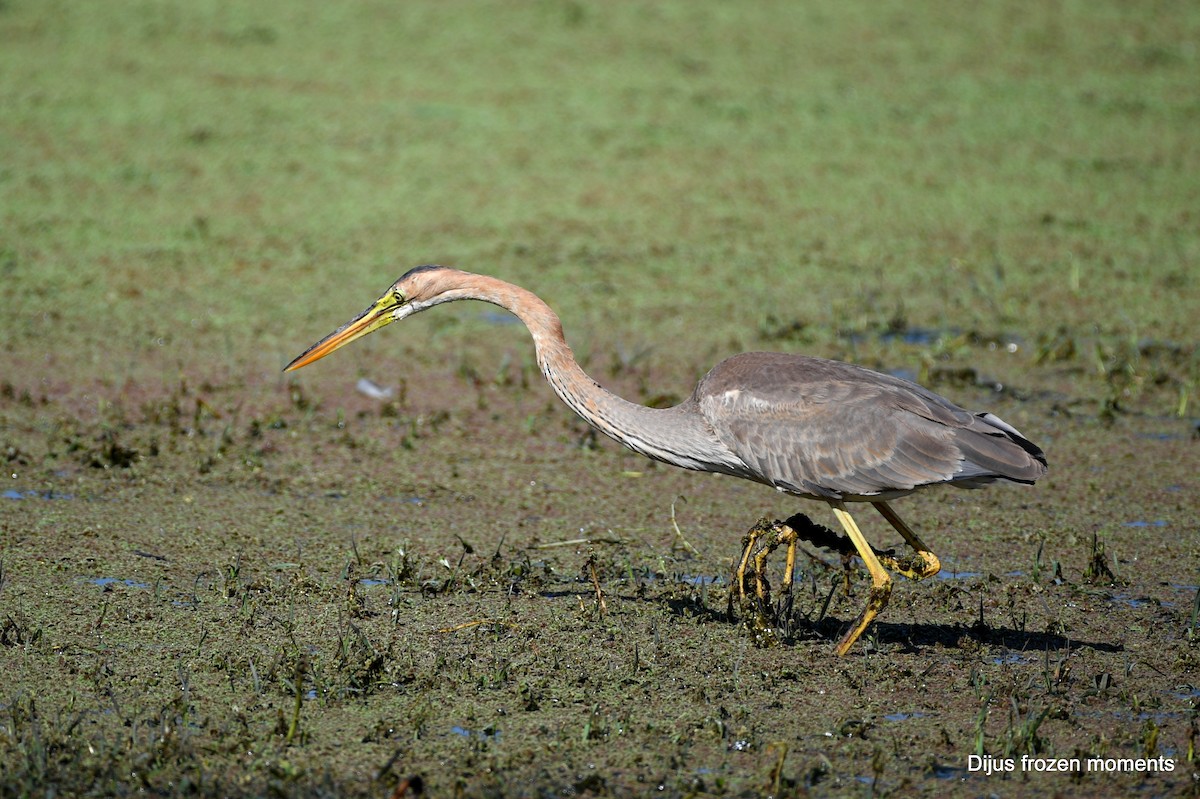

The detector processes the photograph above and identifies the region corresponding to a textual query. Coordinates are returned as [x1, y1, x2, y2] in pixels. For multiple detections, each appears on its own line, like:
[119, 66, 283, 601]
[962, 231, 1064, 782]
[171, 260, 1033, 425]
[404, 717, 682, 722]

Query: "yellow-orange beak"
[284, 290, 405, 372]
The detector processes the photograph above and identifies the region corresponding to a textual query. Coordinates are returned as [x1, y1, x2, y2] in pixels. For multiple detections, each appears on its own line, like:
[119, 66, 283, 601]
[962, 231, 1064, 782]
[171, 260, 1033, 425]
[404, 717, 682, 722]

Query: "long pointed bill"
[284, 290, 405, 372]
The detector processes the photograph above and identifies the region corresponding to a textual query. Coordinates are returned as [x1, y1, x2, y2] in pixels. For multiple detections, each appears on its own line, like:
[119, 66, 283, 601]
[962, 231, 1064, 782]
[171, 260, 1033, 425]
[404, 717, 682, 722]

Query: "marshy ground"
[2, 2, 1198, 796]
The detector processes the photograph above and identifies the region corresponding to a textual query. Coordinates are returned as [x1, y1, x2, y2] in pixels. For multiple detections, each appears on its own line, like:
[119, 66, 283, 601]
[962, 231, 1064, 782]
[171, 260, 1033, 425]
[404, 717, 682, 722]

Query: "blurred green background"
[3, 1, 1196, 410]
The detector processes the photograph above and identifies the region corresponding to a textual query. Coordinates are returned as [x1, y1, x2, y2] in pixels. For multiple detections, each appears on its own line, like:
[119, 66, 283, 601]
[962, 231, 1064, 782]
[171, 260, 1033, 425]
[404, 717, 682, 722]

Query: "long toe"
[834, 580, 893, 656]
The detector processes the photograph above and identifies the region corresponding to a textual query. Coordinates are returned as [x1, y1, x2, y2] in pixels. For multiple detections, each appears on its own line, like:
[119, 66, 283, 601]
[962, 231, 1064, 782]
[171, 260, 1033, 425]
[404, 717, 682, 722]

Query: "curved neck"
[447, 274, 727, 472]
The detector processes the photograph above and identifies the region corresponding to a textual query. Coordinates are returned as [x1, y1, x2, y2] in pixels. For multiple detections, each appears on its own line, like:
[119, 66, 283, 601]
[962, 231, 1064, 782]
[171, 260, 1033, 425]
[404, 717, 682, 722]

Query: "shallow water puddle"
[1109, 593, 1166, 609]
[382, 495, 426, 505]
[926, 558, 1003, 581]
[85, 577, 151, 589]
[1079, 708, 1189, 725]
[623, 572, 725, 587]
[450, 725, 500, 740]
[933, 568, 983, 580]
[1136, 432, 1187, 441]
[931, 764, 965, 780]
[4, 488, 75, 500]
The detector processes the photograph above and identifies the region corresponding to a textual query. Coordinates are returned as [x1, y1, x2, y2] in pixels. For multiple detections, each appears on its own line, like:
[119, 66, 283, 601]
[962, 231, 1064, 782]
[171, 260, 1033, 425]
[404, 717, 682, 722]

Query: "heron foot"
[731, 519, 794, 602]
[834, 579, 893, 656]
[729, 518, 800, 641]
[731, 518, 774, 609]
[872, 501, 941, 581]
[879, 550, 941, 581]
[730, 510, 920, 654]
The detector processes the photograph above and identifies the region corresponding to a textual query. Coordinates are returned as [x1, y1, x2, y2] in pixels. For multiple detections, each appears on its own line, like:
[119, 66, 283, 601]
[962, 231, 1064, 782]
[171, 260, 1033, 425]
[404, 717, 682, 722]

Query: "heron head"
[283, 265, 455, 372]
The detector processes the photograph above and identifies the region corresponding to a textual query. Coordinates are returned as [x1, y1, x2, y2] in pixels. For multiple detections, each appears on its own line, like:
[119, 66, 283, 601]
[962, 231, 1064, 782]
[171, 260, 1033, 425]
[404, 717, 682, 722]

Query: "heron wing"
[695, 352, 1043, 499]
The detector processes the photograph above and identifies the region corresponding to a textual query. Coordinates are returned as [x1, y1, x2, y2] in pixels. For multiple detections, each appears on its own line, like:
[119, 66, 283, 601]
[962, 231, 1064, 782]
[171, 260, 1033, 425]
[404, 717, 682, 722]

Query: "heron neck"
[463, 276, 725, 472]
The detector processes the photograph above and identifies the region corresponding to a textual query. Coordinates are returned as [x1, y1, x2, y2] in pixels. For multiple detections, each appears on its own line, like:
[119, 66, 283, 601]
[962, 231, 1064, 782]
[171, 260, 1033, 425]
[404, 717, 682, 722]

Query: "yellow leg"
[873, 501, 941, 580]
[752, 536, 774, 602]
[830, 503, 893, 656]
[733, 524, 760, 599]
[779, 525, 798, 595]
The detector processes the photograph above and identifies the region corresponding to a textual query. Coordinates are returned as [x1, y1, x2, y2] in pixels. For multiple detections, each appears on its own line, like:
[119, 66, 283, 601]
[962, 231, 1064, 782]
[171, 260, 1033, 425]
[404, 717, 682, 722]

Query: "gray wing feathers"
[949, 412, 1049, 484]
[696, 352, 1047, 499]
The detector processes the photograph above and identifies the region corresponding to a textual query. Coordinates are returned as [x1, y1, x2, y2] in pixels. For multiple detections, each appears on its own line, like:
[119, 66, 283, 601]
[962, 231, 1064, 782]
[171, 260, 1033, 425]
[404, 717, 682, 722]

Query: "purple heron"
[285, 266, 1047, 655]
